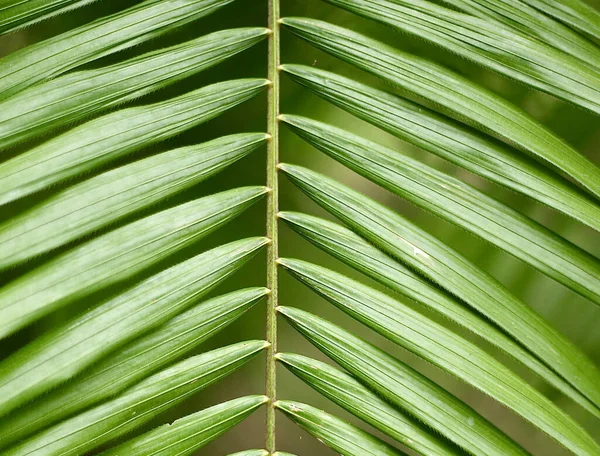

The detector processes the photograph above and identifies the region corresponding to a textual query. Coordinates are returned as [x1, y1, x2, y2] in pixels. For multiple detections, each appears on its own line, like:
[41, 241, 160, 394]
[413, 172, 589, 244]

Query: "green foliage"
[0, 28, 268, 149]
[280, 64, 600, 232]
[275, 400, 405, 456]
[281, 17, 600, 200]
[0, 0, 599, 455]
[102, 395, 269, 456]
[277, 352, 460, 455]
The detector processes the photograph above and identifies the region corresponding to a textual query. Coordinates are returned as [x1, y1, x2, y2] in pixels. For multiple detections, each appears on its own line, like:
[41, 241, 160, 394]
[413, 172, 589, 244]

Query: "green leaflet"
[280, 18, 600, 201]
[276, 353, 461, 456]
[278, 211, 600, 418]
[521, 0, 600, 42]
[0, 0, 100, 34]
[0, 0, 236, 97]
[281, 115, 600, 304]
[319, 0, 600, 113]
[101, 395, 268, 456]
[276, 400, 405, 456]
[280, 259, 600, 455]
[0, 133, 267, 269]
[0, 28, 268, 150]
[272, 453, 297, 456]
[280, 65, 600, 233]
[3, 341, 268, 456]
[278, 306, 527, 456]
[440, 0, 600, 69]
[0, 237, 268, 418]
[0, 187, 267, 340]
[279, 163, 600, 415]
[0, 287, 268, 449]
[0, 78, 268, 205]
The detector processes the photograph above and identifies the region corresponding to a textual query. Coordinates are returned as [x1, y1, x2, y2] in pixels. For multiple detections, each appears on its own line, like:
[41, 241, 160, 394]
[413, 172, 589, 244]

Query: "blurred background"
[1, 0, 599, 454]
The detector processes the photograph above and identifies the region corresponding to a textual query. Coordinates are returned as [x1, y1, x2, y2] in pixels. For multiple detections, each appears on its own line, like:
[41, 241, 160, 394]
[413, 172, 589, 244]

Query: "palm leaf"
[280, 64, 600, 233]
[101, 395, 268, 456]
[2, 341, 268, 456]
[276, 400, 406, 456]
[277, 352, 462, 455]
[1, 0, 599, 454]
[0, 0, 236, 96]
[278, 306, 528, 456]
[281, 114, 600, 303]
[0, 28, 268, 149]
[440, 0, 600, 68]
[0, 189, 267, 338]
[0, 0, 100, 34]
[0, 287, 268, 448]
[520, 0, 600, 41]
[319, 0, 600, 112]
[278, 211, 600, 418]
[279, 163, 600, 416]
[279, 259, 599, 454]
[281, 17, 600, 201]
[0, 236, 267, 416]
[0, 134, 267, 268]
[0, 78, 268, 205]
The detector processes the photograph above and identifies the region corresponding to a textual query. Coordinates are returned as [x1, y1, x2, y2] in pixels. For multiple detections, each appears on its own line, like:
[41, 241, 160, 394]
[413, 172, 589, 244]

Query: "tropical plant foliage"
[0, 0, 599, 455]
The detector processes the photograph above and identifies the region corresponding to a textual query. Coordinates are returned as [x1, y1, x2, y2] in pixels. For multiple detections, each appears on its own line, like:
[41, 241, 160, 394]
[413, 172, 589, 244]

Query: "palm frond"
[440, 0, 600, 67]
[0, 27, 268, 149]
[281, 114, 600, 303]
[0, 191, 267, 338]
[278, 306, 528, 455]
[3, 341, 268, 456]
[280, 64, 600, 232]
[102, 395, 268, 456]
[319, 0, 600, 111]
[1, 0, 599, 454]
[281, 17, 600, 201]
[279, 163, 600, 418]
[520, 0, 600, 41]
[278, 211, 600, 418]
[0, 0, 236, 96]
[276, 400, 406, 456]
[277, 352, 461, 455]
[279, 259, 599, 454]
[0, 0, 100, 34]
[0, 287, 268, 448]
[0, 134, 267, 268]
[0, 236, 267, 416]
[0, 79, 267, 205]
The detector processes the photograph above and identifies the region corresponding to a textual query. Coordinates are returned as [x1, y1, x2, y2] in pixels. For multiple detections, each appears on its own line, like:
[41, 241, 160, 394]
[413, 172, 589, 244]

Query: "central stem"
[266, 0, 280, 453]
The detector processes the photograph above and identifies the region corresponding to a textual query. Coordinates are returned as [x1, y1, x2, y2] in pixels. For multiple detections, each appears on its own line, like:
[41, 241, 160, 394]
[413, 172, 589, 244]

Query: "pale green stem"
[266, 0, 280, 453]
